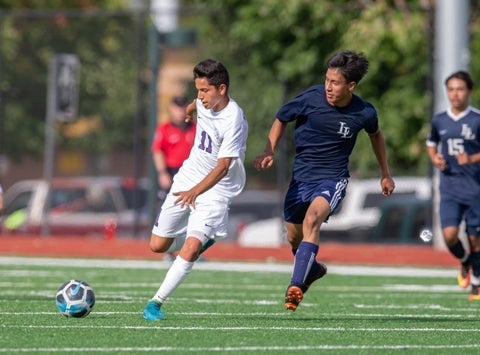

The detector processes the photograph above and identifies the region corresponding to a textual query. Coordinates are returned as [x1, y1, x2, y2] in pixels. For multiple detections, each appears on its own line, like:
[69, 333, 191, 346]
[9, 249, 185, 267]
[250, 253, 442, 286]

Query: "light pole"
[146, 1, 196, 225]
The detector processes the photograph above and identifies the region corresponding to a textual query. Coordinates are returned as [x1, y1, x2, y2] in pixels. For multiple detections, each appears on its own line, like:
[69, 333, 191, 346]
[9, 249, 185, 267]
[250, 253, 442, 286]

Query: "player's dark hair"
[193, 59, 230, 89]
[445, 70, 474, 90]
[326, 50, 369, 84]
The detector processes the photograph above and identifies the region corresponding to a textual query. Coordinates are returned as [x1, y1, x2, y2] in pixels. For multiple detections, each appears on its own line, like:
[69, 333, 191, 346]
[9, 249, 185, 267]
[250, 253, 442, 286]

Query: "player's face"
[446, 77, 470, 114]
[324, 68, 356, 107]
[194, 78, 228, 112]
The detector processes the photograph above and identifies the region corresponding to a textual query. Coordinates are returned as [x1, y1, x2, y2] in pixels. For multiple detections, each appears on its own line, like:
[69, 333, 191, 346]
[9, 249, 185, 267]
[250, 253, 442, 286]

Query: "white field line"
[0, 282, 462, 292]
[1, 312, 479, 319]
[0, 344, 479, 352]
[0, 258, 474, 353]
[2, 324, 480, 331]
[0, 256, 456, 278]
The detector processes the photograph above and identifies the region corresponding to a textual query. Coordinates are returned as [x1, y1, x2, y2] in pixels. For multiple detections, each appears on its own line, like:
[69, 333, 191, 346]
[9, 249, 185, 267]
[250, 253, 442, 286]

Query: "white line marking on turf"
[1, 344, 480, 352]
[0, 256, 457, 278]
[2, 324, 480, 331]
[0, 311, 287, 316]
[3, 310, 477, 317]
[0, 344, 480, 352]
[355, 304, 479, 312]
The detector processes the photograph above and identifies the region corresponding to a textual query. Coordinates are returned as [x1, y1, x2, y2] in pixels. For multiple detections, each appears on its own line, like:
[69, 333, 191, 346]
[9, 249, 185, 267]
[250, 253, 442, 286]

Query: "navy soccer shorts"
[284, 178, 348, 224]
[440, 194, 480, 237]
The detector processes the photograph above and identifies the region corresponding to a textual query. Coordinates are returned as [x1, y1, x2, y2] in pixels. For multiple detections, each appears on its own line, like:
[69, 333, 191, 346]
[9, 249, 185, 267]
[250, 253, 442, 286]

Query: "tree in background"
[0, 0, 139, 167]
[2, 0, 480, 185]
[186, 0, 437, 181]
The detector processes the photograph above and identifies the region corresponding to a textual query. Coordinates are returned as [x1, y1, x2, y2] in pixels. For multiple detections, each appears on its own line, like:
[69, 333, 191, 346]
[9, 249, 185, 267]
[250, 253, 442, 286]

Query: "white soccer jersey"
[171, 97, 248, 202]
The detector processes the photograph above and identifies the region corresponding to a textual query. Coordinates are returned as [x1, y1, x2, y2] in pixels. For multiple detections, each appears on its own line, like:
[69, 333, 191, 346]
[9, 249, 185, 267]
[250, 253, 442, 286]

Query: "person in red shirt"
[151, 95, 196, 198]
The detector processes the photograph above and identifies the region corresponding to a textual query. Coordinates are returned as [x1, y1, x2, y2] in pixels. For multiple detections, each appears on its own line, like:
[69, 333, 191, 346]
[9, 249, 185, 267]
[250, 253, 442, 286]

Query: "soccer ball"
[55, 279, 95, 318]
[419, 229, 433, 243]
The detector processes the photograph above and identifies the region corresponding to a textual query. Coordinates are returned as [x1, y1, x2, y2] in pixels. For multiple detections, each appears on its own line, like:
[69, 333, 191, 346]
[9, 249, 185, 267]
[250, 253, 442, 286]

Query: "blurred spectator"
[151, 95, 196, 200]
[0, 183, 3, 212]
[151, 95, 195, 261]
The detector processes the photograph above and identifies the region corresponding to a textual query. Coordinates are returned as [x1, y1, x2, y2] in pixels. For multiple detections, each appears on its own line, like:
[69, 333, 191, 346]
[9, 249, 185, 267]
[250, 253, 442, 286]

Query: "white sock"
[153, 255, 194, 303]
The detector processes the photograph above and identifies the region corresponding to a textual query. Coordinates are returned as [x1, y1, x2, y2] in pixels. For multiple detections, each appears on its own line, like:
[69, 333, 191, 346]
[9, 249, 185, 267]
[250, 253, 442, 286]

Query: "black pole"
[147, 24, 160, 228]
[0, 13, 4, 173]
[132, 10, 147, 237]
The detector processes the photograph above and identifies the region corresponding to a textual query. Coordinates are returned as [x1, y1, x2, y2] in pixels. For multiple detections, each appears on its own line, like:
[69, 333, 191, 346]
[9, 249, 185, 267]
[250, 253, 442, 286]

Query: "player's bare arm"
[427, 146, 447, 170]
[172, 157, 232, 208]
[368, 129, 395, 196]
[456, 151, 480, 165]
[185, 99, 197, 123]
[253, 119, 287, 170]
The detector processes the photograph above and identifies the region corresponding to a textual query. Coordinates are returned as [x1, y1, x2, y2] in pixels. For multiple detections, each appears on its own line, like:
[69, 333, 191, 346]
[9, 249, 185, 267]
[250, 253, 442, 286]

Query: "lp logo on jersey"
[461, 124, 476, 140]
[337, 122, 353, 138]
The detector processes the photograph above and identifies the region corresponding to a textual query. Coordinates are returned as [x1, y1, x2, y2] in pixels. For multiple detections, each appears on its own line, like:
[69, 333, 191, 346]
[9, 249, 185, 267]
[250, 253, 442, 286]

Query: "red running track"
[0, 234, 457, 268]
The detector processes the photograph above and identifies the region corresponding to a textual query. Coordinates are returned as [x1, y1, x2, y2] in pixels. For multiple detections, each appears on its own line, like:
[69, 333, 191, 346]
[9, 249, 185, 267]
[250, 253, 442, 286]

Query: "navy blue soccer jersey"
[427, 106, 480, 200]
[275, 84, 379, 182]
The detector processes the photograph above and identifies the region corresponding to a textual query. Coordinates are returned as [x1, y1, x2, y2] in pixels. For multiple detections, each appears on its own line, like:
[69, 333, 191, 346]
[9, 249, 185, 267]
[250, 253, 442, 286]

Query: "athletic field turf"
[1, 256, 479, 354]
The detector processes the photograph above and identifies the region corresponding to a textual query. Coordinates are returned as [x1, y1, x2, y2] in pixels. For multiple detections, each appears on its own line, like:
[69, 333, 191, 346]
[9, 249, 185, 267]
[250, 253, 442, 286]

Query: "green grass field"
[1, 256, 479, 354]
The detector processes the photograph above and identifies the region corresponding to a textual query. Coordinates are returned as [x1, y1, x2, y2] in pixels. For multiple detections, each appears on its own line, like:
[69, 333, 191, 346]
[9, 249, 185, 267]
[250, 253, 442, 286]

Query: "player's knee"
[178, 236, 203, 261]
[470, 236, 480, 252]
[303, 212, 323, 232]
[149, 241, 165, 253]
[442, 227, 459, 246]
[149, 235, 170, 253]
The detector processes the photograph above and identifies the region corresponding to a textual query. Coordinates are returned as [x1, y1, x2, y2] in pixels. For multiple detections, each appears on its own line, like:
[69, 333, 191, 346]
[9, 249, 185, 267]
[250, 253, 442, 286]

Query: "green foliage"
[0, 0, 139, 160]
[2, 1, 480, 182]
[338, 1, 432, 176]
[187, 0, 436, 180]
[470, 8, 480, 106]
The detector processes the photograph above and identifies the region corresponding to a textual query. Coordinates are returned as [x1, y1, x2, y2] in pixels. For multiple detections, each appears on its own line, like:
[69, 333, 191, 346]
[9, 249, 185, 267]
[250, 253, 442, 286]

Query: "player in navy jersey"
[254, 50, 395, 311]
[426, 70, 480, 300]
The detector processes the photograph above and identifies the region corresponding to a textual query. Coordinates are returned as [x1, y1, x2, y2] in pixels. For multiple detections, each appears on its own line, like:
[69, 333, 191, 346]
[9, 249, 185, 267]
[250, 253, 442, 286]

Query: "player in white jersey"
[143, 59, 248, 320]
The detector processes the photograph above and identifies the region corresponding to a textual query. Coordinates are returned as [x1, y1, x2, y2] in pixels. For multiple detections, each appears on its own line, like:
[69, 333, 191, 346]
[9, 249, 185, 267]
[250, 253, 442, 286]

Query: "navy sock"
[448, 240, 467, 260]
[470, 251, 480, 278]
[291, 241, 318, 287]
[308, 260, 321, 277]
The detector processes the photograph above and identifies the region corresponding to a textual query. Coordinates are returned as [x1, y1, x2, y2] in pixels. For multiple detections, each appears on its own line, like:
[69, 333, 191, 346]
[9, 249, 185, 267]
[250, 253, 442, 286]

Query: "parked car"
[320, 176, 431, 239]
[0, 176, 150, 237]
[0, 177, 282, 241]
[370, 196, 433, 244]
[225, 189, 282, 242]
[237, 177, 432, 246]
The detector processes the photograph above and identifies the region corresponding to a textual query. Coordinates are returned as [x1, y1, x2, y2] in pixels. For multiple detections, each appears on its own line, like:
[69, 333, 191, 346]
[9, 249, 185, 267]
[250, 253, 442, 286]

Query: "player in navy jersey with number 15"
[254, 50, 395, 311]
[426, 70, 480, 300]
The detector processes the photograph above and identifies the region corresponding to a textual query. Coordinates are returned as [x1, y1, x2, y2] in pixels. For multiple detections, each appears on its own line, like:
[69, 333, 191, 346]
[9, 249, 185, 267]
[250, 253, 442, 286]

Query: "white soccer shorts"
[152, 194, 228, 243]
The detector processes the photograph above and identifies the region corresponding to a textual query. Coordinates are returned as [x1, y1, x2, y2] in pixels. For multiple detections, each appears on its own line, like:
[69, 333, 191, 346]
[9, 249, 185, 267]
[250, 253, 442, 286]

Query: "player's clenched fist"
[253, 153, 274, 171]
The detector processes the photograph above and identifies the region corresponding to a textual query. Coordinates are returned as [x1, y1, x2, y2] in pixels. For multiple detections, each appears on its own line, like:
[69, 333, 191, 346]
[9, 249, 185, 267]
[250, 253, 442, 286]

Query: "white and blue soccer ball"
[55, 279, 95, 318]
[419, 229, 433, 243]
